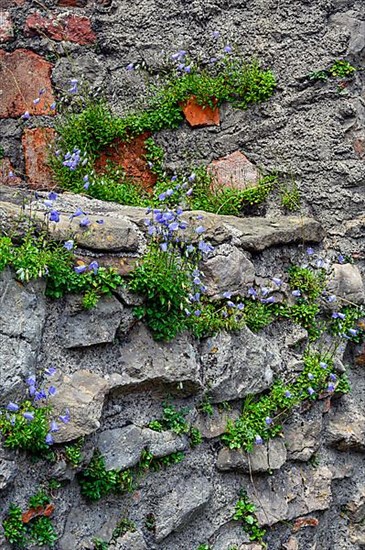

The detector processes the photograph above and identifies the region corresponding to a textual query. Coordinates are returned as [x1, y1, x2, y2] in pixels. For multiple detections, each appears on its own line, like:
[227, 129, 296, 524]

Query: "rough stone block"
[327, 263, 365, 305]
[0, 50, 54, 118]
[0, 10, 13, 42]
[209, 151, 259, 190]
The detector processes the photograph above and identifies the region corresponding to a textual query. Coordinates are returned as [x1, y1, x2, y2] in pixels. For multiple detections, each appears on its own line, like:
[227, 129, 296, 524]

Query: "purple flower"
[184, 65, 191, 73]
[272, 277, 282, 286]
[332, 312, 346, 320]
[265, 417, 273, 425]
[262, 296, 276, 304]
[193, 277, 201, 285]
[64, 240, 74, 251]
[50, 420, 59, 432]
[22, 111, 30, 120]
[316, 258, 324, 268]
[158, 192, 166, 201]
[212, 30, 220, 39]
[50, 102, 56, 110]
[23, 412, 34, 421]
[166, 189, 174, 197]
[69, 207, 84, 219]
[68, 79, 78, 94]
[171, 175, 177, 181]
[29, 385, 36, 397]
[227, 301, 235, 308]
[96, 219, 104, 224]
[306, 247, 314, 255]
[329, 373, 337, 381]
[48, 386, 57, 396]
[223, 291, 232, 299]
[186, 188, 193, 197]
[126, 63, 134, 71]
[320, 362, 328, 369]
[33, 97, 40, 105]
[224, 44, 232, 53]
[168, 222, 179, 231]
[261, 287, 269, 296]
[44, 367, 56, 376]
[307, 387, 315, 396]
[237, 303, 244, 311]
[338, 254, 345, 264]
[292, 290, 301, 297]
[248, 287, 257, 297]
[188, 173, 196, 182]
[308, 373, 314, 380]
[45, 433, 54, 445]
[198, 240, 214, 254]
[49, 210, 60, 223]
[48, 191, 57, 201]
[327, 295, 336, 303]
[285, 390, 292, 398]
[327, 383, 335, 392]
[34, 390, 47, 401]
[39, 88, 46, 95]
[194, 310, 201, 316]
[195, 226, 205, 235]
[59, 409, 70, 424]
[6, 402, 19, 412]
[26, 375, 36, 386]
[79, 217, 91, 227]
[88, 261, 99, 274]
[348, 328, 358, 336]
[160, 242, 168, 252]
[74, 265, 87, 274]
[8, 171, 15, 177]
[209, 57, 218, 64]
[255, 435, 263, 445]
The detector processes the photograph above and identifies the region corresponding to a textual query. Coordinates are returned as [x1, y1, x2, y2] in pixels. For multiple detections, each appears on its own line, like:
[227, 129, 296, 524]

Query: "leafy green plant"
[78, 451, 134, 501]
[92, 538, 109, 550]
[28, 490, 51, 509]
[149, 403, 190, 435]
[28, 516, 57, 547]
[112, 518, 136, 539]
[2, 505, 27, 547]
[280, 180, 301, 211]
[197, 545, 211, 550]
[233, 490, 266, 542]
[197, 395, 214, 417]
[0, 400, 51, 454]
[287, 265, 326, 301]
[328, 60, 356, 78]
[189, 427, 203, 447]
[64, 438, 84, 467]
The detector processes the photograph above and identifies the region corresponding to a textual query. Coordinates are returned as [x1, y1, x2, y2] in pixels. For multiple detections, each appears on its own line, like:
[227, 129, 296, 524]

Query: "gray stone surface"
[97, 425, 145, 471]
[284, 415, 322, 461]
[142, 428, 189, 458]
[202, 244, 255, 297]
[201, 327, 281, 402]
[326, 397, 365, 452]
[217, 438, 287, 473]
[0, 268, 46, 397]
[110, 324, 202, 394]
[327, 263, 365, 305]
[110, 531, 147, 550]
[52, 370, 111, 443]
[59, 294, 124, 348]
[0, 447, 17, 491]
[154, 476, 213, 541]
[194, 409, 240, 439]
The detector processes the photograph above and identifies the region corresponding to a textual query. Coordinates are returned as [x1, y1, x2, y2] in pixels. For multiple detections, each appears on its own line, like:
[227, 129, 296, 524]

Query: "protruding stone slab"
[201, 328, 281, 402]
[327, 263, 365, 305]
[154, 476, 213, 541]
[59, 295, 124, 348]
[97, 425, 145, 471]
[52, 370, 110, 443]
[217, 438, 287, 473]
[209, 150, 259, 189]
[326, 397, 365, 452]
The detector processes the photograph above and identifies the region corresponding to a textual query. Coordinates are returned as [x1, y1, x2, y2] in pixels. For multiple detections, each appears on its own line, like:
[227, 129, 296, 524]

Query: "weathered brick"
[0, 157, 22, 186]
[57, 0, 87, 5]
[181, 95, 220, 127]
[208, 150, 260, 190]
[94, 132, 157, 192]
[22, 128, 56, 190]
[0, 11, 13, 42]
[25, 12, 96, 45]
[0, 49, 54, 118]
[0, 0, 25, 6]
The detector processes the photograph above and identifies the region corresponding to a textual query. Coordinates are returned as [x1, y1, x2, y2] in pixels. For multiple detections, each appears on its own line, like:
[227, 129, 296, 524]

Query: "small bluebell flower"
[195, 226, 205, 234]
[223, 291, 232, 299]
[227, 301, 235, 308]
[45, 433, 54, 445]
[171, 175, 177, 181]
[255, 435, 263, 445]
[262, 296, 276, 304]
[33, 97, 40, 105]
[158, 192, 166, 201]
[292, 290, 301, 297]
[329, 373, 337, 381]
[307, 387, 315, 396]
[320, 362, 328, 369]
[327, 383, 335, 392]
[261, 287, 269, 296]
[184, 65, 191, 73]
[272, 277, 282, 286]
[50, 420, 59, 432]
[22, 111, 30, 120]
[248, 287, 257, 297]
[23, 412, 34, 421]
[26, 375, 36, 386]
[50, 102, 56, 110]
[308, 373, 314, 380]
[64, 240, 74, 251]
[237, 303, 244, 310]
[194, 310, 201, 316]
[6, 402, 19, 412]
[126, 63, 134, 70]
[8, 171, 15, 177]
[48, 386, 57, 396]
[224, 44, 232, 53]
[265, 417, 273, 425]
[160, 242, 168, 252]
[285, 390, 292, 398]
[348, 328, 358, 337]
[44, 367, 56, 376]
[34, 390, 47, 401]
[74, 265, 87, 274]
[49, 210, 60, 223]
[79, 218, 91, 227]
[29, 385, 36, 397]
[68, 79, 78, 94]
[59, 409, 70, 424]
[332, 312, 346, 320]
[48, 191, 57, 201]
[306, 247, 314, 255]
[327, 295, 336, 303]
[188, 173, 196, 182]
[338, 254, 345, 264]
[212, 30, 220, 39]
[89, 261, 99, 274]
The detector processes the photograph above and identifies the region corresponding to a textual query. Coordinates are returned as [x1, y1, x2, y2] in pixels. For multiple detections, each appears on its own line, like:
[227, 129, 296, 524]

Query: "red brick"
[94, 133, 157, 192]
[208, 150, 260, 190]
[0, 49, 54, 118]
[0, 157, 23, 186]
[353, 137, 365, 159]
[57, 0, 87, 5]
[25, 12, 96, 45]
[0, 0, 25, 6]
[22, 127, 56, 190]
[181, 95, 220, 127]
[0, 11, 13, 42]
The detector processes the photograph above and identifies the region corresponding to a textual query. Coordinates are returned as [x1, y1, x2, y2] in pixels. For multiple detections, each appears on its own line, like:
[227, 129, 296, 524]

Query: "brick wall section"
[24, 12, 96, 45]
[22, 128, 56, 190]
[0, 49, 54, 118]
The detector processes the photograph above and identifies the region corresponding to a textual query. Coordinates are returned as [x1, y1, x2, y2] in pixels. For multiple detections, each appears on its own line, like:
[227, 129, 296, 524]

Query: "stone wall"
[0, 0, 365, 549]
